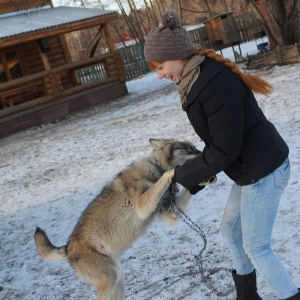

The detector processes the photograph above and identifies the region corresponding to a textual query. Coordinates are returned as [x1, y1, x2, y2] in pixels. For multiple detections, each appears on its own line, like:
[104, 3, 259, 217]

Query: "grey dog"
[34, 139, 216, 300]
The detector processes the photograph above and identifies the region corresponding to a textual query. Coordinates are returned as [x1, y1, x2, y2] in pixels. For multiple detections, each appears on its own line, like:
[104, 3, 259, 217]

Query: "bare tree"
[147, 0, 164, 27]
[127, 0, 147, 41]
[202, 0, 213, 17]
[177, 0, 183, 20]
[155, 0, 165, 17]
[249, 0, 299, 47]
[116, 0, 142, 43]
[144, 0, 160, 27]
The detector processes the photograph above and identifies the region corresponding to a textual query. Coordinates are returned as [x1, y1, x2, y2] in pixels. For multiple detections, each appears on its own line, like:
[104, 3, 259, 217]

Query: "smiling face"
[155, 60, 188, 83]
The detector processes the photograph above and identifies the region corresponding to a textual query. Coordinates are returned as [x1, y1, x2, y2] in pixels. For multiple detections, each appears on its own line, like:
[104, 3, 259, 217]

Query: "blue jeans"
[220, 158, 298, 299]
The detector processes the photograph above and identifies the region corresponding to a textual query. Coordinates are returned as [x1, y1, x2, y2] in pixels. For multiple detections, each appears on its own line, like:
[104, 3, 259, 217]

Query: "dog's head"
[149, 139, 217, 185]
[149, 138, 201, 169]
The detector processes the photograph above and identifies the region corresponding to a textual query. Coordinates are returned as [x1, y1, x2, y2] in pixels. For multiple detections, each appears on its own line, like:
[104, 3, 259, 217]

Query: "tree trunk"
[251, 0, 299, 47]
[202, 0, 213, 18]
[144, 0, 159, 28]
[127, 0, 146, 42]
[178, 0, 183, 21]
[148, 0, 160, 26]
[286, 0, 300, 44]
[116, 0, 141, 44]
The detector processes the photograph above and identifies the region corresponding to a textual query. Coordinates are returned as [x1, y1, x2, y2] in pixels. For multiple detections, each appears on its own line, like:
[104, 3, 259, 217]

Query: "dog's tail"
[34, 227, 68, 262]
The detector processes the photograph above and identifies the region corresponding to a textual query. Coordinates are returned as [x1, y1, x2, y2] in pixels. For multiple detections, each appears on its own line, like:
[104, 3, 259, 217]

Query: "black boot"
[281, 289, 300, 300]
[232, 269, 262, 300]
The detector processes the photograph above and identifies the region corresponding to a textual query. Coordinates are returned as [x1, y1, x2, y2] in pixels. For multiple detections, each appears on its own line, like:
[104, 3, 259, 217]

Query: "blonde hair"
[148, 48, 272, 96]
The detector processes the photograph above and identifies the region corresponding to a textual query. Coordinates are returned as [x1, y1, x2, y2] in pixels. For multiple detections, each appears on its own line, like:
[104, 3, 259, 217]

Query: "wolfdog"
[34, 139, 216, 300]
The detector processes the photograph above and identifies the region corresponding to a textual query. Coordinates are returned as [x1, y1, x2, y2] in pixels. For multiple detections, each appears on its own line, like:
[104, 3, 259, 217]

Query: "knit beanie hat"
[144, 10, 195, 62]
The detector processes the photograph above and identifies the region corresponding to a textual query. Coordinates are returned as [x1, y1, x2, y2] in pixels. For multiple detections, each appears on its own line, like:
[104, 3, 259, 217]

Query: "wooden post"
[276, 45, 282, 64]
[40, 52, 51, 70]
[104, 23, 115, 52]
[80, 26, 104, 60]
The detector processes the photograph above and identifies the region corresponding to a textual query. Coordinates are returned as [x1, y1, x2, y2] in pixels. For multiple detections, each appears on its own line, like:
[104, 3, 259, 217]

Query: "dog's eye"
[173, 146, 196, 154]
[186, 146, 197, 153]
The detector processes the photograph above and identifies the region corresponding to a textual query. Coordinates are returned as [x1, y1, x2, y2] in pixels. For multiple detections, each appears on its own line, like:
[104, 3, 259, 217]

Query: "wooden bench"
[0, 82, 44, 109]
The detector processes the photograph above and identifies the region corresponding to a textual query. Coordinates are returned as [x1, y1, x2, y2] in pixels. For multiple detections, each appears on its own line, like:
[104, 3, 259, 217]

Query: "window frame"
[0, 47, 24, 82]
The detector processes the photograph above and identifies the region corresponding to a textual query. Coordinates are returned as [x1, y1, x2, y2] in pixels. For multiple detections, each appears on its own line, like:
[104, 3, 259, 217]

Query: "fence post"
[296, 43, 300, 58]
[276, 45, 282, 64]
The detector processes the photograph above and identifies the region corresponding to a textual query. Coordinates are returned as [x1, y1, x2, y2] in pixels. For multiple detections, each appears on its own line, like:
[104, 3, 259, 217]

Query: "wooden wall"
[0, 81, 128, 138]
[0, 0, 53, 14]
[21, 42, 45, 74]
[204, 13, 241, 50]
[0, 36, 73, 109]
[46, 36, 73, 89]
[19, 37, 73, 89]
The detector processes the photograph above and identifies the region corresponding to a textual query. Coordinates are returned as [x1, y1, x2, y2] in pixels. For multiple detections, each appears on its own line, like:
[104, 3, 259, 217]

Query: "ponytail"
[196, 48, 272, 96]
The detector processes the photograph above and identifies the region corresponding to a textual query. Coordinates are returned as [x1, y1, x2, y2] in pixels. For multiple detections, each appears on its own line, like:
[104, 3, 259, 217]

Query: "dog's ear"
[149, 139, 175, 150]
[149, 139, 164, 150]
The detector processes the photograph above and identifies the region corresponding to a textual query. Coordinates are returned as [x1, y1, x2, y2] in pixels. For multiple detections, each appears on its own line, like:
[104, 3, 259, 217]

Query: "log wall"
[0, 53, 123, 112]
[46, 36, 73, 89]
[0, 0, 53, 14]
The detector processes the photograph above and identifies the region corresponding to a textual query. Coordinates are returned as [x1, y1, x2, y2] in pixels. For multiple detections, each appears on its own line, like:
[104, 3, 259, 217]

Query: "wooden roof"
[0, 6, 119, 48]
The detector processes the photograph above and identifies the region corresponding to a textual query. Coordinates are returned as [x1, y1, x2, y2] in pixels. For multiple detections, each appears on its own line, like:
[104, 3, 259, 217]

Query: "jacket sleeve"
[175, 79, 245, 189]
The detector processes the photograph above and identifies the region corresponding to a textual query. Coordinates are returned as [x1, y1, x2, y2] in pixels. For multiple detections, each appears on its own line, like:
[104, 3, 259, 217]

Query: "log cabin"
[0, 0, 128, 138]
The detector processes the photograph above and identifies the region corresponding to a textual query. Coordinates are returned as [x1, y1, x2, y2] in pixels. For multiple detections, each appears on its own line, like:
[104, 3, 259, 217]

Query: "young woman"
[144, 10, 299, 300]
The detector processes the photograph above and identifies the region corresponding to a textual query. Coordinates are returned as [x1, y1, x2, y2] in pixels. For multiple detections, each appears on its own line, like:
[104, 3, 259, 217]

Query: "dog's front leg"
[158, 188, 192, 226]
[135, 169, 174, 220]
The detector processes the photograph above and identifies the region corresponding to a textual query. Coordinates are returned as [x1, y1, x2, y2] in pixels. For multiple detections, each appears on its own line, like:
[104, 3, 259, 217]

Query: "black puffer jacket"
[175, 57, 288, 189]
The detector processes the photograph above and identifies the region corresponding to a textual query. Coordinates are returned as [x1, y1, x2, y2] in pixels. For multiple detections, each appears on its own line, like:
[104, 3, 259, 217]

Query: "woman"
[144, 10, 299, 300]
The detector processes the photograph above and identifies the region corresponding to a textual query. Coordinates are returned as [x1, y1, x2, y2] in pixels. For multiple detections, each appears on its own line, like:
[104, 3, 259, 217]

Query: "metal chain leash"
[168, 182, 235, 297]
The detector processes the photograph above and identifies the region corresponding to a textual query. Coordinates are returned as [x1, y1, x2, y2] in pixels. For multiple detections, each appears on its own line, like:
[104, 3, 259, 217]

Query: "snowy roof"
[0, 6, 117, 39]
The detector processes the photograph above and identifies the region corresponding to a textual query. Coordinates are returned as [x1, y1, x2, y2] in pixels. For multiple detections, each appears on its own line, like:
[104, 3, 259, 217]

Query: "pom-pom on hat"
[144, 10, 195, 62]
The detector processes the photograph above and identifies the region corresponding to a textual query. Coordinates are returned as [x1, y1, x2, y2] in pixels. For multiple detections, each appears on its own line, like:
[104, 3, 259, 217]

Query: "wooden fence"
[235, 12, 266, 43]
[247, 43, 300, 69]
[117, 44, 150, 80]
[189, 26, 211, 49]
[78, 44, 150, 83]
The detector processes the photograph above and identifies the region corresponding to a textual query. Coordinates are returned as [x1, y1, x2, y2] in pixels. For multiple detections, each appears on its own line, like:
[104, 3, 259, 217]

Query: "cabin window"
[0, 50, 23, 83]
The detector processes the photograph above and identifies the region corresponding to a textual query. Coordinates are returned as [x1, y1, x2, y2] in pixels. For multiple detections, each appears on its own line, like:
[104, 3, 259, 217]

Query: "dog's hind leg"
[69, 246, 124, 300]
[111, 271, 125, 300]
[95, 265, 124, 300]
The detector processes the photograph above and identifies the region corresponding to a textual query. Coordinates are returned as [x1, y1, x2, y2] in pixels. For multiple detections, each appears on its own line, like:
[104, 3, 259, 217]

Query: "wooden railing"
[77, 63, 107, 84]
[0, 52, 125, 117]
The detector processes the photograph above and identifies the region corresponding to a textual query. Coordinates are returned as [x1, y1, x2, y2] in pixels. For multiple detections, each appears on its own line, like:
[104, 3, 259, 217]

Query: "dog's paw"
[199, 176, 217, 186]
[163, 169, 175, 183]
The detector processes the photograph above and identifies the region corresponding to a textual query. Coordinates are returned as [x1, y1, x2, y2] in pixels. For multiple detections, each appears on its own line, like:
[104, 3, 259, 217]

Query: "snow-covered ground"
[1, 40, 299, 300]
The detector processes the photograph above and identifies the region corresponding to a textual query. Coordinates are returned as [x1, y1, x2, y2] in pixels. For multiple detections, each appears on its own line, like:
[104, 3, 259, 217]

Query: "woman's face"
[155, 60, 187, 83]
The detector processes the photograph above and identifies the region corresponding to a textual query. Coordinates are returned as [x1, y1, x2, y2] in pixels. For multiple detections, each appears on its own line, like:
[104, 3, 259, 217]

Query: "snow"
[0, 40, 300, 300]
